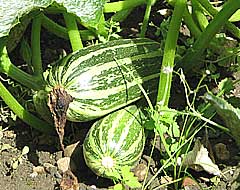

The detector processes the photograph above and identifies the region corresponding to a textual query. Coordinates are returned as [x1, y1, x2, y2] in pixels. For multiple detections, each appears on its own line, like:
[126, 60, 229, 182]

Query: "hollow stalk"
[63, 13, 83, 51]
[140, 0, 155, 37]
[41, 14, 96, 41]
[156, 0, 186, 106]
[104, 0, 146, 13]
[180, 0, 240, 72]
[0, 81, 53, 133]
[0, 45, 43, 90]
[196, 0, 240, 39]
[31, 14, 44, 80]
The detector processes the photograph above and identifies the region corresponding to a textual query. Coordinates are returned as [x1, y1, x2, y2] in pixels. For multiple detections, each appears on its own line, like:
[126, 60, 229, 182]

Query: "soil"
[1, 1, 240, 190]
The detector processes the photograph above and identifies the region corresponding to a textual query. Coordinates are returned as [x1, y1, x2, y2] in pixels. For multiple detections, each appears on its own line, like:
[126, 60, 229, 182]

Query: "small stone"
[134, 163, 148, 182]
[33, 166, 45, 174]
[60, 170, 79, 190]
[182, 177, 201, 189]
[214, 143, 230, 160]
[57, 157, 71, 173]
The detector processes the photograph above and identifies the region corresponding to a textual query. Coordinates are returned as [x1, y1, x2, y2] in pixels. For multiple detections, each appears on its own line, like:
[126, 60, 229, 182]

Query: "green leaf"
[105, 169, 121, 181]
[229, 9, 240, 22]
[0, 0, 106, 38]
[121, 166, 141, 188]
[121, 166, 134, 179]
[56, 0, 106, 29]
[0, 0, 52, 38]
[125, 178, 141, 188]
[113, 184, 123, 190]
[205, 92, 240, 145]
[217, 78, 234, 95]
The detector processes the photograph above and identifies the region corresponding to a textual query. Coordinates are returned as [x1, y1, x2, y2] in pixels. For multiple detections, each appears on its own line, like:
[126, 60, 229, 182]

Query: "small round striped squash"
[83, 105, 145, 179]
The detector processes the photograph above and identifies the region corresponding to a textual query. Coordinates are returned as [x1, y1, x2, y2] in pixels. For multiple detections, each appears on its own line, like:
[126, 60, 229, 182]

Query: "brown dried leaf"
[48, 86, 73, 150]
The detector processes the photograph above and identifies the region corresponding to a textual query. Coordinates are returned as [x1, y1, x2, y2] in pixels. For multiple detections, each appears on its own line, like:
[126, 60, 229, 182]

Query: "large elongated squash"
[83, 105, 145, 179]
[36, 38, 162, 122]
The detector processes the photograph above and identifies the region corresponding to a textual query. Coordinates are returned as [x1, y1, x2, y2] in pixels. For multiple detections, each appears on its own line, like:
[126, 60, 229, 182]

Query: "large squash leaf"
[205, 92, 240, 145]
[0, 0, 105, 38]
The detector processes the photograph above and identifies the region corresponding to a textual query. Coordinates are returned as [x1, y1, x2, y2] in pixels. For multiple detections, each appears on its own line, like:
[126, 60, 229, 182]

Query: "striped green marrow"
[38, 38, 162, 122]
[83, 105, 145, 179]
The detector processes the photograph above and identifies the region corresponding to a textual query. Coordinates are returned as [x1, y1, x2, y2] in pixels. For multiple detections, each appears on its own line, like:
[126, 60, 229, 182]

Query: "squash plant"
[1, 0, 240, 188]
[0, 0, 151, 135]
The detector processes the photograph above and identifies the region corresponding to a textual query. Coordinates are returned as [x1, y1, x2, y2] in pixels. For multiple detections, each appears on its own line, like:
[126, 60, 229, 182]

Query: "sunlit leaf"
[0, 0, 106, 38]
[205, 92, 240, 145]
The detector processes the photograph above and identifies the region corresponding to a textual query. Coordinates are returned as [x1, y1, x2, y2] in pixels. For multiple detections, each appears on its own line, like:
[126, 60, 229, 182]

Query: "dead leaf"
[182, 139, 221, 176]
[48, 86, 73, 150]
[57, 157, 71, 173]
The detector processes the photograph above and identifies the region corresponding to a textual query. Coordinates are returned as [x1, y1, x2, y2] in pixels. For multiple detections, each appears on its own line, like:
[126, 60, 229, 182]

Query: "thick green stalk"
[41, 14, 96, 41]
[104, 0, 146, 12]
[197, 0, 240, 39]
[182, 5, 202, 38]
[31, 14, 44, 79]
[156, 0, 186, 106]
[0, 81, 53, 133]
[191, 0, 209, 31]
[140, 0, 154, 37]
[179, 0, 240, 72]
[41, 14, 68, 39]
[63, 13, 83, 51]
[167, 0, 202, 38]
[0, 46, 43, 90]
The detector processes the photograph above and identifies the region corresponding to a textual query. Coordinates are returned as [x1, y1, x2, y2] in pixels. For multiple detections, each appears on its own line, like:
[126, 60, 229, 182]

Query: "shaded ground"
[1, 1, 240, 190]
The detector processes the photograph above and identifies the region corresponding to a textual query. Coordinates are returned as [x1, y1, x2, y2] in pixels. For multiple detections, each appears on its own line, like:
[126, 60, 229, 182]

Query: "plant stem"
[156, 0, 186, 106]
[41, 14, 68, 39]
[140, 0, 154, 37]
[191, 0, 209, 31]
[0, 81, 53, 133]
[197, 0, 240, 39]
[182, 5, 202, 38]
[63, 13, 83, 51]
[0, 46, 43, 90]
[31, 14, 44, 80]
[179, 0, 240, 72]
[104, 0, 146, 13]
[41, 14, 96, 41]
[97, 13, 108, 38]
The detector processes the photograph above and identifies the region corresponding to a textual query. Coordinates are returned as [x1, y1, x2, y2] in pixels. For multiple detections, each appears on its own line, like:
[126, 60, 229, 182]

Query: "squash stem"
[31, 14, 44, 80]
[156, 0, 186, 106]
[41, 14, 96, 41]
[140, 0, 155, 37]
[63, 13, 83, 51]
[104, 0, 146, 13]
[191, 0, 209, 31]
[167, 0, 202, 39]
[182, 5, 202, 38]
[196, 0, 240, 39]
[179, 0, 240, 72]
[0, 45, 43, 90]
[0, 81, 53, 133]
